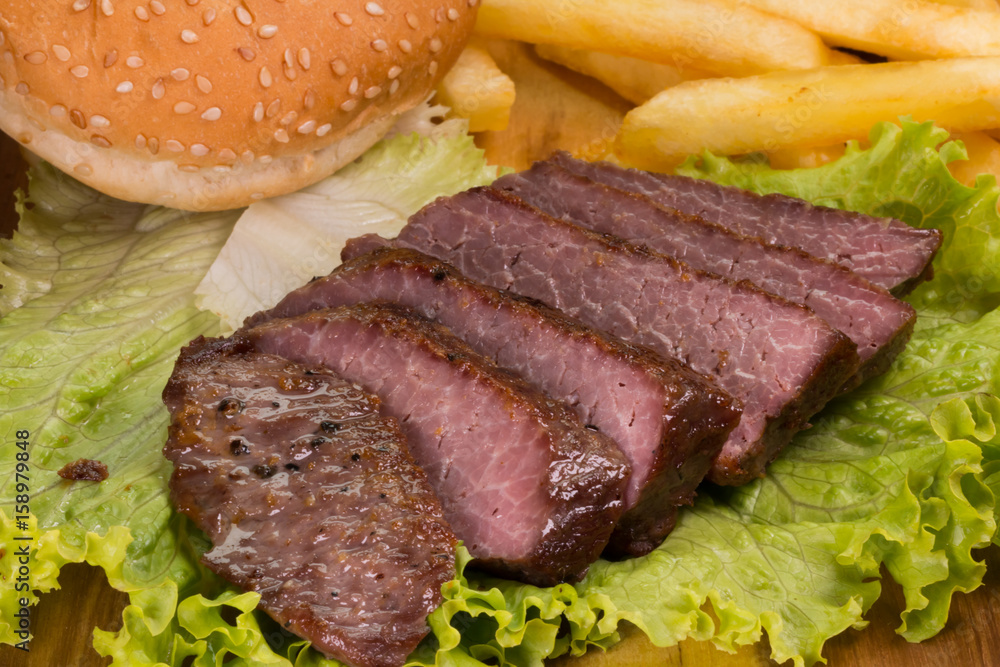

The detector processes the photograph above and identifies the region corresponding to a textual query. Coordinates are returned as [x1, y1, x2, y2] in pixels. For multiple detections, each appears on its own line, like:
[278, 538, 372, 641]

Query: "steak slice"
[247, 246, 741, 557]
[396, 187, 860, 486]
[548, 152, 942, 296]
[162, 336, 456, 667]
[242, 302, 630, 584]
[495, 161, 916, 390]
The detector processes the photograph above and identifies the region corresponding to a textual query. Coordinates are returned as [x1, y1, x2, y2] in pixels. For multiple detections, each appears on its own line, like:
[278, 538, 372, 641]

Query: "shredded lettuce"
[2, 119, 998, 667]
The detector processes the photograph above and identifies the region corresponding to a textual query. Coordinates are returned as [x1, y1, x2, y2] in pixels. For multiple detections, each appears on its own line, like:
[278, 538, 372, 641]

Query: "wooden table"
[2, 41, 999, 667]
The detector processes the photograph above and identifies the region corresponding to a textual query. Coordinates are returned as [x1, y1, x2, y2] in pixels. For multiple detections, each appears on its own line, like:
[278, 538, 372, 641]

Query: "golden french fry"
[435, 43, 516, 133]
[731, 0, 1000, 60]
[616, 57, 1000, 171]
[475, 0, 842, 77]
[767, 144, 848, 170]
[534, 44, 711, 104]
[927, 0, 998, 11]
[948, 131, 1000, 185]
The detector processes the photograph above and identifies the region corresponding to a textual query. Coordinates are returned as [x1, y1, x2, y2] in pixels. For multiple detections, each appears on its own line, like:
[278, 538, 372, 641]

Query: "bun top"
[0, 0, 478, 210]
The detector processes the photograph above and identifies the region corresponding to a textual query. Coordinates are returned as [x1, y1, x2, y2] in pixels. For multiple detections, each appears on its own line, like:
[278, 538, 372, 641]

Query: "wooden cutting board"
[2, 40, 999, 667]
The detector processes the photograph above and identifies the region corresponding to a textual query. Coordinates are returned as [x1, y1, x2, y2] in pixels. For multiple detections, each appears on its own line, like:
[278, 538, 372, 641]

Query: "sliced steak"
[548, 152, 942, 296]
[162, 336, 456, 667]
[495, 161, 916, 389]
[241, 302, 630, 584]
[247, 247, 740, 557]
[396, 187, 860, 486]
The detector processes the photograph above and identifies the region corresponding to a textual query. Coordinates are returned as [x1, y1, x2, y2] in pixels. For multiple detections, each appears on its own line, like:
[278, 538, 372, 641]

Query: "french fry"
[616, 57, 1000, 171]
[731, 0, 1000, 60]
[534, 44, 711, 105]
[435, 43, 516, 132]
[767, 144, 848, 170]
[475, 0, 842, 77]
[948, 131, 1000, 185]
[927, 0, 998, 11]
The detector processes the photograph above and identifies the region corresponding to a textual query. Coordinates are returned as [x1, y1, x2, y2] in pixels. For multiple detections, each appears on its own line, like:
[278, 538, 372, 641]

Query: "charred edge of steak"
[548, 151, 943, 296]
[162, 336, 457, 667]
[241, 303, 631, 587]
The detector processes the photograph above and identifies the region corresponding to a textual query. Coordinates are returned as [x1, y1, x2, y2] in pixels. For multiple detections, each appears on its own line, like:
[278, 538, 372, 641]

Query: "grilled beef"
[162, 337, 456, 667]
[548, 152, 942, 295]
[241, 302, 630, 584]
[394, 187, 860, 486]
[247, 247, 741, 557]
[495, 161, 916, 389]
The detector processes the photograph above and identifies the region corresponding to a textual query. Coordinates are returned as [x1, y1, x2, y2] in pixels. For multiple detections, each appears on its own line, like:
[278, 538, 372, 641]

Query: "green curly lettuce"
[3, 119, 999, 667]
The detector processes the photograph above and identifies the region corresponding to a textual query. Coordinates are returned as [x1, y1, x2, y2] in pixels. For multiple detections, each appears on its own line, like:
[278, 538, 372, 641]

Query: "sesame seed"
[398, 39, 412, 53]
[258, 24, 278, 38]
[135, 133, 147, 148]
[468, 0, 478, 6]
[283, 48, 295, 68]
[364, 85, 381, 98]
[90, 114, 110, 127]
[74, 163, 94, 176]
[316, 123, 332, 136]
[259, 66, 273, 87]
[179, 164, 200, 172]
[186, 0, 199, 4]
[252, 102, 264, 122]
[174, 101, 196, 114]
[91, 134, 112, 147]
[280, 111, 298, 126]
[389, 79, 399, 94]
[447, 7, 460, 20]
[24, 51, 46, 65]
[297, 120, 317, 134]
[334, 12, 352, 26]
[405, 12, 419, 29]
[241, 149, 254, 163]
[203, 8, 216, 25]
[340, 99, 357, 112]
[116, 80, 133, 93]
[429, 60, 438, 76]
[190, 143, 210, 156]
[259, 155, 273, 164]
[365, 2, 384, 16]
[348, 77, 359, 95]
[330, 59, 348, 76]
[181, 30, 199, 43]
[274, 129, 289, 143]
[238, 47, 256, 61]
[429, 38, 442, 53]
[213, 164, 233, 173]
[104, 50, 118, 67]
[171, 68, 190, 81]
[150, 0, 165, 15]
[196, 75, 212, 93]
[49, 104, 67, 117]
[52, 45, 71, 61]
[298, 48, 311, 70]
[126, 55, 145, 68]
[70, 65, 89, 78]
[235, 6, 252, 25]
[72, 0, 90, 11]
[372, 39, 387, 52]
[70, 109, 86, 128]
[148, 137, 159, 154]
[266, 99, 281, 117]
[152, 78, 165, 99]
[387, 65, 402, 79]
[165, 139, 185, 152]
[201, 106, 222, 120]
[134, 6, 149, 20]
[100, 0, 113, 16]
[218, 148, 237, 161]
[303, 88, 316, 109]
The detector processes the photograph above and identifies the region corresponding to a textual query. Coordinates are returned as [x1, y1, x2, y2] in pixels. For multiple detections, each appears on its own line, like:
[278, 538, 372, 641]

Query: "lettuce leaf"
[195, 116, 505, 332]
[3, 119, 999, 667]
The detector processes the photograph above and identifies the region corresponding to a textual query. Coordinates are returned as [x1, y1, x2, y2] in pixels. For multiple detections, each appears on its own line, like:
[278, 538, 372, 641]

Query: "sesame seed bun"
[0, 0, 478, 211]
